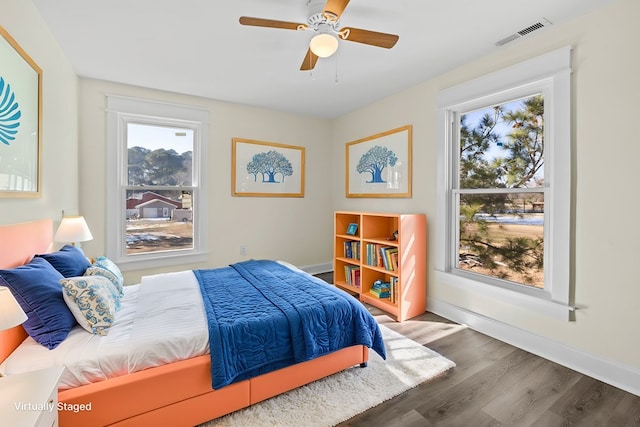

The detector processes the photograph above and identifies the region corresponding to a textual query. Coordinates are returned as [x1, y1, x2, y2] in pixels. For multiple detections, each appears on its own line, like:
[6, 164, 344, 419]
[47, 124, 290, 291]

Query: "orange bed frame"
[0, 220, 368, 426]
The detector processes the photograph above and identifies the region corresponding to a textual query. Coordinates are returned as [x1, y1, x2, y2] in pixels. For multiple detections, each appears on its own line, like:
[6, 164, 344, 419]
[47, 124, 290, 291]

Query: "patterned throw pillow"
[92, 256, 125, 296]
[85, 265, 124, 297]
[60, 276, 121, 336]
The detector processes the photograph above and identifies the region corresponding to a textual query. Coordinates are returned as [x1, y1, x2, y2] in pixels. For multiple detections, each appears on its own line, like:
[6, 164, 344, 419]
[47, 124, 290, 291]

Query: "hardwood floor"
[314, 273, 640, 427]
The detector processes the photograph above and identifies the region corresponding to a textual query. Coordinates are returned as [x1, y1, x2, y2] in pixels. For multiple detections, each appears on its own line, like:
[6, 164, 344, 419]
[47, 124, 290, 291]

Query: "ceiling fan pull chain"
[335, 50, 339, 83]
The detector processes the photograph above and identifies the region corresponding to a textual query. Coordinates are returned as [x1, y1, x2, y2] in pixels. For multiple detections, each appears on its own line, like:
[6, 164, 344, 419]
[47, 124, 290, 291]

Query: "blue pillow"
[0, 257, 77, 349]
[37, 244, 91, 278]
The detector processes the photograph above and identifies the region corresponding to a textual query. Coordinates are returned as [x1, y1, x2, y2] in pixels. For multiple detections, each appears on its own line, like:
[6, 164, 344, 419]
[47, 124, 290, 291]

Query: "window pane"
[458, 192, 544, 288]
[125, 189, 193, 255]
[127, 123, 193, 186]
[460, 95, 544, 189]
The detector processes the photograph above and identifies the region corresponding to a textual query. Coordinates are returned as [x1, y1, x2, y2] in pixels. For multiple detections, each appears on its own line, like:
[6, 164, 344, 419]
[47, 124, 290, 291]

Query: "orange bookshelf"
[333, 211, 426, 322]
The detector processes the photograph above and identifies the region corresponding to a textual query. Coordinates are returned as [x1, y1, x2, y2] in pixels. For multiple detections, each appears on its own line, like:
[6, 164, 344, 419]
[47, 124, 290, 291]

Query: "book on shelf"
[344, 265, 361, 288]
[365, 243, 384, 268]
[369, 279, 399, 303]
[389, 277, 398, 304]
[365, 244, 398, 271]
[343, 241, 360, 260]
[369, 289, 390, 299]
[369, 279, 391, 299]
[390, 251, 399, 271]
[353, 268, 360, 288]
[381, 247, 398, 271]
[344, 241, 351, 258]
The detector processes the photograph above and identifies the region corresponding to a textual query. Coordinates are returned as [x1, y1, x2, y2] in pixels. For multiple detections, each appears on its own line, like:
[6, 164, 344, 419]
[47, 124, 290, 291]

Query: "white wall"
[332, 0, 640, 387]
[78, 79, 333, 284]
[0, 0, 78, 227]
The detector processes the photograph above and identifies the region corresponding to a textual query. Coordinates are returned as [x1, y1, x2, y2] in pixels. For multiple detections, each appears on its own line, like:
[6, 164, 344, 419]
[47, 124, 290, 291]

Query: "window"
[106, 96, 208, 270]
[458, 95, 545, 289]
[435, 47, 572, 318]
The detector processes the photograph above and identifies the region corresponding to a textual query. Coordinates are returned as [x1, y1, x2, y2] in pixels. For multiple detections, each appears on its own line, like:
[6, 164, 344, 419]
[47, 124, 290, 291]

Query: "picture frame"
[346, 125, 412, 198]
[232, 137, 305, 197]
[346, 223, 358, 235]
[0, 25, 42, 198]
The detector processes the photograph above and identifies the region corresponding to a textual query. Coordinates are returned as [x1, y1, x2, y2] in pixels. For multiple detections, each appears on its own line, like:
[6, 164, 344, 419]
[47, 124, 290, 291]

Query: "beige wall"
[78, 79, 333, 284]
[0, 0, 78, 227]
[332, 0, 640, 371]
[4, 0, 638, 388]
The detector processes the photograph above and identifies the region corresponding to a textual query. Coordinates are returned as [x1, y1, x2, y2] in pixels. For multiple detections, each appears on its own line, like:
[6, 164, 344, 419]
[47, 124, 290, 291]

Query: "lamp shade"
[54, 216, 93, 245]
[0, 286, 27, 331]
[309, 33, 338, 58]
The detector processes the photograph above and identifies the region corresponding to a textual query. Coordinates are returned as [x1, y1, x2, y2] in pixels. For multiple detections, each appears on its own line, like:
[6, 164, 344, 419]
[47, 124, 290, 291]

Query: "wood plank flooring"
[314, 273, 640, 427]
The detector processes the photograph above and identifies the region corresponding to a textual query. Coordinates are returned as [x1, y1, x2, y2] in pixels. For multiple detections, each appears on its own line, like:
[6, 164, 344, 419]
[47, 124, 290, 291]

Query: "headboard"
[0, 219, 53, 362]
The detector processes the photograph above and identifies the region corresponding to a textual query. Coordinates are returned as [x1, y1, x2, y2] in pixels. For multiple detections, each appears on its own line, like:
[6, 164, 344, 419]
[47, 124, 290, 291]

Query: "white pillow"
[60, 276, 121, 336]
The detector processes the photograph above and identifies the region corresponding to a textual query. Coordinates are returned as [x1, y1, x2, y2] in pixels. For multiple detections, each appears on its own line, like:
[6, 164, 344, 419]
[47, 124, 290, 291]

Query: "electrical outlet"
[240, 245, 247, 256]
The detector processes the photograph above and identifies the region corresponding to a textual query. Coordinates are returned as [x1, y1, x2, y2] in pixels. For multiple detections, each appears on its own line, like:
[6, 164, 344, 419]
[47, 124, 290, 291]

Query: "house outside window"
[435, 47, 572, 319]
[106, 96, 208, 270]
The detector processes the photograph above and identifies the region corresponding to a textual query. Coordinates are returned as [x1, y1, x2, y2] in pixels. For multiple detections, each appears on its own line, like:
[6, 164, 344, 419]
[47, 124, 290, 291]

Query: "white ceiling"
[33, 0, 616, 119]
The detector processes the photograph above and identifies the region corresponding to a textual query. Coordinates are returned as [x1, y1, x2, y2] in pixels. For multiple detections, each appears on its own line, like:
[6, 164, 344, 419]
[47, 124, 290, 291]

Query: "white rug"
[201, 324, 456, 427]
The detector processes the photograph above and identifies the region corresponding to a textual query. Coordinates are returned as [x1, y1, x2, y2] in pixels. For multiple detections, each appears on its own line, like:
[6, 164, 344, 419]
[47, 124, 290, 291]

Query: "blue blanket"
[193, 260, 386, 389]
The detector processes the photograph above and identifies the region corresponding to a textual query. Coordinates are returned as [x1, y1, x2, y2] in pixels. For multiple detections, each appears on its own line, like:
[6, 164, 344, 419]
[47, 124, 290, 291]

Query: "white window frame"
[435, 47, 572, 319]
[106, 95, 208, 271]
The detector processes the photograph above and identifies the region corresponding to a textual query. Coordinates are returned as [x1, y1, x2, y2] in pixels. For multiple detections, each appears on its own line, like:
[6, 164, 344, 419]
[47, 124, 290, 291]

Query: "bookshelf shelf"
[336, 256, 360, 265]
[363, 265, 399, 276]
[333, 211, 426, 322]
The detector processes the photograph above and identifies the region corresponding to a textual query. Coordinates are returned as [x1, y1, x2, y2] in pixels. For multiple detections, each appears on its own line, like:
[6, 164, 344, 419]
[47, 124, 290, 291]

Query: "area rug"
[200, 324, 456, 427]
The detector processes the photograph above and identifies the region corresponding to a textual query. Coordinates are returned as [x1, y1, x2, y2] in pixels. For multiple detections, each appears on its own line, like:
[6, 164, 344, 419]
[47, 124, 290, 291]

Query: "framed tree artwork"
[232, 137, 305, 197]
[346, 125, 412, 198]
[0, 25, 42, 198]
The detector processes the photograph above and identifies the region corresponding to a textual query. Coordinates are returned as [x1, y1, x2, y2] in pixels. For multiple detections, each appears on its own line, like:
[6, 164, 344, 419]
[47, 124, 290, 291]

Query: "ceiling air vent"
[495, 18, 552, 46]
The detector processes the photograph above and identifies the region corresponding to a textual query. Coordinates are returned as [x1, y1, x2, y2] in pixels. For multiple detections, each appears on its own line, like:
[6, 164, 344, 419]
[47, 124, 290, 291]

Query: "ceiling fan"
[239, 0, 399, 71]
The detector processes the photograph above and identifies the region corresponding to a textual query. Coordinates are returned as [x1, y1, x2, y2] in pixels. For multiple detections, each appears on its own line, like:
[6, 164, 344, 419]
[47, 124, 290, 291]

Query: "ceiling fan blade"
[323, 0, 351, 20]
[340, 27, 399, 49]
[239, 16, 306, 31]
[300, 49, 319, 71]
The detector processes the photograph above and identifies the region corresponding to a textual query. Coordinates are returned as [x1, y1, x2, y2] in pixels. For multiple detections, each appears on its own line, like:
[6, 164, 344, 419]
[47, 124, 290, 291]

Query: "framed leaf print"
[232, 138, 305, 197]
[346, 125, 412, 198]
[0, 25, 42, 198]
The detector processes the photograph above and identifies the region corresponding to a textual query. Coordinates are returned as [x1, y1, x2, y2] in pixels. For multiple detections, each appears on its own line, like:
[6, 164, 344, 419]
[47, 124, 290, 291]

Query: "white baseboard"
[428, 297, 640, 397]
[299, 262, 332, 276]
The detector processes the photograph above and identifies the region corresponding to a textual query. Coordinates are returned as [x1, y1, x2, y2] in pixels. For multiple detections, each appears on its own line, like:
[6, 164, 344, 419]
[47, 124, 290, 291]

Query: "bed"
[0, 219, 385, 426]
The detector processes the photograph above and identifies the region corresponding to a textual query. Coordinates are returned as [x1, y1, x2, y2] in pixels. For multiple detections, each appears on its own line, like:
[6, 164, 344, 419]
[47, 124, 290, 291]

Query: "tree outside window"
[457, 95, 545, 288]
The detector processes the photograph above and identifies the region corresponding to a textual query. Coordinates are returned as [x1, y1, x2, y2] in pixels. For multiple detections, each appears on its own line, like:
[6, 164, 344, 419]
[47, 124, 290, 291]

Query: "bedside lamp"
[0, 286, 27, 332]
[54, 215, 93, 246]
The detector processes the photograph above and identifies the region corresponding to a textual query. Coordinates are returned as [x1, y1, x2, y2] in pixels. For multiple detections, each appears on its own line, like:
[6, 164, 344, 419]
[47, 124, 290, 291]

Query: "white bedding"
[0, 270, 209, 389]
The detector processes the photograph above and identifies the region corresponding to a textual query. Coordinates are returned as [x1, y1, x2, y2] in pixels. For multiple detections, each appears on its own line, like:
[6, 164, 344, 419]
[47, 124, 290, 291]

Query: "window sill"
[434, 269, 573, 321]
[115, 251, 208, 272]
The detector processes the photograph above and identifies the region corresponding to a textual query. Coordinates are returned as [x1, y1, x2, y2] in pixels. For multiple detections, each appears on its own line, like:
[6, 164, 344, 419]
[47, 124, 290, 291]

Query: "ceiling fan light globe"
[310, 33, 338, 58]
